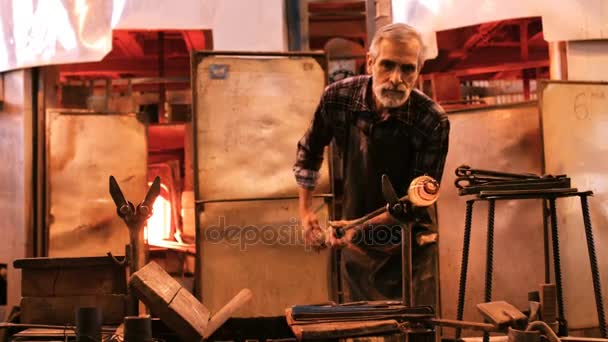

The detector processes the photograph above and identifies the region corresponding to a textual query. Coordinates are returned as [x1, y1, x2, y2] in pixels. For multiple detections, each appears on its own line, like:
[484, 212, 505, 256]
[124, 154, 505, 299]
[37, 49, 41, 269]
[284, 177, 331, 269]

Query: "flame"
[145, 195, 172, 244]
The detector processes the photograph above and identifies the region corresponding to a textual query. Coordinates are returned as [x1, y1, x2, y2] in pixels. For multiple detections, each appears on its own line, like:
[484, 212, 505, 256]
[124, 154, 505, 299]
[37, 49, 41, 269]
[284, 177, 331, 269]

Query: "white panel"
[112, 0, 210, 29]
[200, 199, 332, 317]
[115, 0, 288, 51]
[208, 0, 287, 51]
[567, 41, 608, 82]
[541, 81, 608, 329]
[195, 56, 328, 200]
[541, 0, 608, 41]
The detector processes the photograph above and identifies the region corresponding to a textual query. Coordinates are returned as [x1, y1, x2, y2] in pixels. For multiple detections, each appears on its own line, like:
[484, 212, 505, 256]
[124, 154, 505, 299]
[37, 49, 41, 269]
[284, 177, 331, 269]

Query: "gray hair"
[369, 23, 426, 69]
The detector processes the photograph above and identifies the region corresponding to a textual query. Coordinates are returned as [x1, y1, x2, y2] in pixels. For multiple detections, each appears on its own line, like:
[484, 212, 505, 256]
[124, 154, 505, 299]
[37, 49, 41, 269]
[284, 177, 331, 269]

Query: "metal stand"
[402, 223, 412, 307]
[454, 191, 607, 338]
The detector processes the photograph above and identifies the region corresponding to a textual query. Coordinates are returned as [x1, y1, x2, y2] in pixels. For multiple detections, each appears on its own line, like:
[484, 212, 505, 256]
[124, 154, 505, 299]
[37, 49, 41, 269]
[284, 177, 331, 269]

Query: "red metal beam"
[309, 14, 366, 21]
[463, 21, 504, 50]
[60, 56, 190, 77]
[520, 21, 529, 60]
[308, 1, 365, 13]
[113, 31, 144, 57]
[181, 31, 207, 51]
[309, 20, 366, 38]
[529, 31, 544, 42]
[447, 22, 504, 59]
[452, 59, 549, 76]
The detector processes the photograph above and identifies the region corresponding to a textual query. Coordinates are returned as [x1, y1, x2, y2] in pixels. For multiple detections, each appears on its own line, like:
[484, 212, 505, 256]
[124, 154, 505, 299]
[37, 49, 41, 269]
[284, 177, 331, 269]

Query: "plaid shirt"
[294, 75, 450, 189]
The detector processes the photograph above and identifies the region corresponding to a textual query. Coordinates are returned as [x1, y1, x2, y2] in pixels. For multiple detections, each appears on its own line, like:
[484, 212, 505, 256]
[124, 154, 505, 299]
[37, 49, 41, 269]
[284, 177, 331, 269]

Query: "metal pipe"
[549, 198, 566, 326]
[483, 199, 496, 342]
[456, 200, 474, 339]
[580, 194, 607, 338]
[402, 223, 412, 306]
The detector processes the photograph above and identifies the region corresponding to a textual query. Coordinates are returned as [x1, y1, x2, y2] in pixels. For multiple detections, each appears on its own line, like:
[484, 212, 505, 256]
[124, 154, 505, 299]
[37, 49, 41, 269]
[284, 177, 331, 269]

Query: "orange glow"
[145, 192, 172, 244]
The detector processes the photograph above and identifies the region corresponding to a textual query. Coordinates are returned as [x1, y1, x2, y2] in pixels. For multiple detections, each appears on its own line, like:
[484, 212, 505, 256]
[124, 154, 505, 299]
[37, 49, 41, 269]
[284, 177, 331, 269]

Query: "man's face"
[368, 38, 422, 109]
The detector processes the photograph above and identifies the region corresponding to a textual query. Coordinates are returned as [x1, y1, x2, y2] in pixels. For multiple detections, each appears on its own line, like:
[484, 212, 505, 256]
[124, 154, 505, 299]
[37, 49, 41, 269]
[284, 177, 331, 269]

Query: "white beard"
[373, 83, 409, 108]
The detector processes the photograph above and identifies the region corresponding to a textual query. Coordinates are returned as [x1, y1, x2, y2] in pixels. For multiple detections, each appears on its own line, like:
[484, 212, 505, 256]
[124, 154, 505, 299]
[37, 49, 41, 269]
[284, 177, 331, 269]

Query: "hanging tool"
[108, 175, 161, 275]
[109, 175, 161, 315]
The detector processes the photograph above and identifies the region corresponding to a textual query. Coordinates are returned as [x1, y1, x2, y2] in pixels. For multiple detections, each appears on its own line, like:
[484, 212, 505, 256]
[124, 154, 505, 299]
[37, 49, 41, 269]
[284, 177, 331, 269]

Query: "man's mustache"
[380, 84, 407, 92]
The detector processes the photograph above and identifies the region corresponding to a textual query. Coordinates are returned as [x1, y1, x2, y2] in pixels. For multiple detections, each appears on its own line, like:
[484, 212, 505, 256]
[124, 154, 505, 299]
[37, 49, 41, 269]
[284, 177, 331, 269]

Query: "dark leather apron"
[340, 109, 437, 305]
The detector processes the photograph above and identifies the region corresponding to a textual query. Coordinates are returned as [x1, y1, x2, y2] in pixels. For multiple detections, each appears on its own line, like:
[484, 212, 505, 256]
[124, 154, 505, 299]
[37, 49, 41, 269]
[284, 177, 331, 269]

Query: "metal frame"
[445, 100, 538, 115]
[454, 191, 606, 339]
[437, 100, 542, 339]
[189, 50, 338, 302]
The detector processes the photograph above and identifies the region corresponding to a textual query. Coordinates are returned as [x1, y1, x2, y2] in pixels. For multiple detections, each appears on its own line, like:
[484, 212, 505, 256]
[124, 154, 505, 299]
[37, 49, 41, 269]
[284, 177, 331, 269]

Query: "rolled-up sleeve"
[293, 95, 334, 189]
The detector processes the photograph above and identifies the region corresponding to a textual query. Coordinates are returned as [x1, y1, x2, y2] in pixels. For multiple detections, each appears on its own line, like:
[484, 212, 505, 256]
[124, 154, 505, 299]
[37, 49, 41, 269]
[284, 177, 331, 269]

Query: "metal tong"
[454, 165, 573, 197]
[108, 175, 161, 276]
[455, 165, 540, 189]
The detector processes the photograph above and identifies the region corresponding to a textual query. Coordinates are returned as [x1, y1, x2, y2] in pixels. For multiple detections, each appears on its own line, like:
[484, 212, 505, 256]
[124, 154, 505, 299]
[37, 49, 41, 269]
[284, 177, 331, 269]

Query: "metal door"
[46, 110, 148, 257]
[192, 51, 333, 316]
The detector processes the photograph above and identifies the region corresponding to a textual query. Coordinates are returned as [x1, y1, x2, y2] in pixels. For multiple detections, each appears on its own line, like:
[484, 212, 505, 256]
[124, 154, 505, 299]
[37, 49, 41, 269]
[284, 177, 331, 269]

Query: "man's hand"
[327, 220, 358, 248]
[299, 186, 328, 250]
[301, 210, 327, 250]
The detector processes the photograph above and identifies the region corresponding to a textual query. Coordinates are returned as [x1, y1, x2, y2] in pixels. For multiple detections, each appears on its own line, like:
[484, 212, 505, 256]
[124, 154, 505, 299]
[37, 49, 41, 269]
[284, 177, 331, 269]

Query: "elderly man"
[293, 23, 450, 302]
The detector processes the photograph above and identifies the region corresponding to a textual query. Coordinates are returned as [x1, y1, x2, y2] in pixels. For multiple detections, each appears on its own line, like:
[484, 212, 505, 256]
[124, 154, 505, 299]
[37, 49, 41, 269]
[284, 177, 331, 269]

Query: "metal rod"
[456, 166, 539, 179]
[549, 198, 566, 325]
[580, 194, 607, 338]
[543, 199, 551, 283]
[0, 323, 115, 332]
[158, 31, 166, 122]
[402, 224, 412, 307]
[456, 200, 474, 339]
[485, 199, 496, 303]
[483, 199, 496, 342]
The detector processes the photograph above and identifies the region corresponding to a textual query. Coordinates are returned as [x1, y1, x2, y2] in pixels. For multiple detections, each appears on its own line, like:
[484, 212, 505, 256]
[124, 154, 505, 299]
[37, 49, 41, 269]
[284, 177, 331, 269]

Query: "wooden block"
[12, 328, 76, 338]
[289, 320, 400, 340]
[21, 266, 126, 297]
[540, 284, 557, 323]
[430, 318, 497, 332]
[476, 301, 527, 328]
[15, 256, 127, 297]
[129, 261, 210, 341]
[20, 295, 128, 324]
[204, 289, 253, 339]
